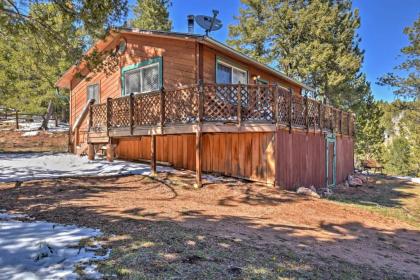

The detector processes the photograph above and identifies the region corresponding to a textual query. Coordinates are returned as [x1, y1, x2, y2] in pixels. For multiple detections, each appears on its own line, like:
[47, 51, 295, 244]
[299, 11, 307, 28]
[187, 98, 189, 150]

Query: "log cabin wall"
[69, 34, 199, 130]
[116, 132, 276, 185]
[201, 45, 302, 94]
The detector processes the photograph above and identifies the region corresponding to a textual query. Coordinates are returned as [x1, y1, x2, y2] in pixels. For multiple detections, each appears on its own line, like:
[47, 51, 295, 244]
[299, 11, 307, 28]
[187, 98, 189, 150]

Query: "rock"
[296, 187, 320, 198]
[353, 174, 368, 183]
[309, 185, 317, 192]
[348, 175, 363, 187]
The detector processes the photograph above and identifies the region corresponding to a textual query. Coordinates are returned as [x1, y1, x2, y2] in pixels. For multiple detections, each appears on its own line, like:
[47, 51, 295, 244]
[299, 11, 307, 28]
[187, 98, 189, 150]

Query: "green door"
[325, 133, 336, 188]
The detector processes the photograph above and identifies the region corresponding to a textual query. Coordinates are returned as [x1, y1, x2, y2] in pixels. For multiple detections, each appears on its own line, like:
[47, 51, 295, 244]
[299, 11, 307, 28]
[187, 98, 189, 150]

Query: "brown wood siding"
[69, 34, 198, 127]
[275, 129, 326, 189]
[115, 132, 276, 184]
[201, 45, 302, 94]
[336, 135, 354, 183]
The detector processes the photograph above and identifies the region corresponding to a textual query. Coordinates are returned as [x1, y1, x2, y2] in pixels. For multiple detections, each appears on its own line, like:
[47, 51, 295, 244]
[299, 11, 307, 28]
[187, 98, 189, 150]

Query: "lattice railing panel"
[242, 85, 275, 122]
[291, 94, 305, 127]
[203, 84, 238, 122]
[307, 98, 319, 128]
[109, 96, 131, 128]
[277, 88, 291, 125]
[91, 103, 107, 132]
[133, 91, 161, 126]
[322, 106, 333, 131]
[165, 86, 199, 124]
[342, 112, 349, 135]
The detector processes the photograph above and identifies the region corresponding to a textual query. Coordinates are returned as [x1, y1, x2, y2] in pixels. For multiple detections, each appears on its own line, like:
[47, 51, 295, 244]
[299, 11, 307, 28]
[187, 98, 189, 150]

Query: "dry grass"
[0, 172, 419, 279]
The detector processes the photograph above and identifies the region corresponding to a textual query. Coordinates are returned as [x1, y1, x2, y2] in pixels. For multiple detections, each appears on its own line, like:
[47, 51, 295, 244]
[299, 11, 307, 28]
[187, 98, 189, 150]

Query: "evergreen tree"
[354, 89, 385, 162]
[227, 0, 271, 64]
[0, 3, 83, 114]
[130, 0, 172, 31]
[228, 0, 364, 107]
[383, 137, 413, 176]
[378, 16, 420, 100]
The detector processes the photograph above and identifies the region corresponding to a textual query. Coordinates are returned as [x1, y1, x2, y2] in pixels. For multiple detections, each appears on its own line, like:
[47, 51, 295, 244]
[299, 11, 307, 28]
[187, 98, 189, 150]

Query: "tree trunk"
[39, 101, 53, 130]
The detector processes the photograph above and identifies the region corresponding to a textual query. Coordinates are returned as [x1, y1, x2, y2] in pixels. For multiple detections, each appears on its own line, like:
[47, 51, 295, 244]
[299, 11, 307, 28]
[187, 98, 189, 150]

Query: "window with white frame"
[87, 84, 100, 104]
[123, 62, 160, 95]
[216, 60, 247, 84]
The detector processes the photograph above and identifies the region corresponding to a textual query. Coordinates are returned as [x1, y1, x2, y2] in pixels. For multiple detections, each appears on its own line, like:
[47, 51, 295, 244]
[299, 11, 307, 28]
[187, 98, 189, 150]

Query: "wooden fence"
[90, 83, 355, 135]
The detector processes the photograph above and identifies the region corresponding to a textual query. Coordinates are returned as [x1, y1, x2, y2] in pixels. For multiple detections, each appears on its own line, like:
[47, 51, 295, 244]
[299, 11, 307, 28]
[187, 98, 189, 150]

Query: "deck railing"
[89, 83, 355, 136]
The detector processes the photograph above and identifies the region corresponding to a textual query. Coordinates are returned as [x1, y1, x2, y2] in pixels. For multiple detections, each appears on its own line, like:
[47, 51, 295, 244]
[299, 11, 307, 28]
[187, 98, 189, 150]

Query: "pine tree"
[378, 16, 419, 100]
[227, 0, 272, 64]
[228, 0, 364, 107]
[354, 89, 385, 162]
[130, 0, 172, 31]
[383, 137, 413, 176]
[0, 3, 83, 114]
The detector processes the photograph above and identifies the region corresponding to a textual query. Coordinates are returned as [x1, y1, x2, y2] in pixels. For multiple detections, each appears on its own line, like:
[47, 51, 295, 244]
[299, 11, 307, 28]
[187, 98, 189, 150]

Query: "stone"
[348, 175, 363, 187]
[296, 187, 320, 198]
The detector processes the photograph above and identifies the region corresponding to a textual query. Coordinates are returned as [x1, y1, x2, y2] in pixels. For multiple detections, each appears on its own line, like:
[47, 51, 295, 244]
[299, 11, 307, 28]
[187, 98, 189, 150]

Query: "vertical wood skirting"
[88, 143, 95, 160]
[151, 134, 157, 176]
[195, 130, 202, 188]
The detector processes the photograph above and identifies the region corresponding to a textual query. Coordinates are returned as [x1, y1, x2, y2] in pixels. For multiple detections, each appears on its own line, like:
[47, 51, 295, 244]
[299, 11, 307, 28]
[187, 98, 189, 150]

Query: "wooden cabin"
[56, 28, 354, 189]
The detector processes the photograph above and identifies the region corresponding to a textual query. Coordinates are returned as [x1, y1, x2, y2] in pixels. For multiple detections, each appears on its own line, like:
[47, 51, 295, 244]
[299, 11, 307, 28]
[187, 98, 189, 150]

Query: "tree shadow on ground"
[0, 175, 419, 280]
[330, 174, 418, 208]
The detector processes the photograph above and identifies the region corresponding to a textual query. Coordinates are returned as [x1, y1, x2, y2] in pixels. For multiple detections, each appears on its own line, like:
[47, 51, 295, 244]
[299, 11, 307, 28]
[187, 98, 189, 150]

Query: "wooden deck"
[87, 83, 354, 142]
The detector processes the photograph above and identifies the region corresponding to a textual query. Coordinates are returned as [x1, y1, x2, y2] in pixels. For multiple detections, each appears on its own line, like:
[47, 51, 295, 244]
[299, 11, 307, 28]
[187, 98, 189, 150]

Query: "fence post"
[15, 110, 19, 129]
[129, 93, 134, 135]
[106, 97, 112, 137]
[339, 110, 343, 135]
[304, 95, 309, 132]
[160, 87, 165, 127]
[237, 84, 242, 126]
[288, 88, 293, 133]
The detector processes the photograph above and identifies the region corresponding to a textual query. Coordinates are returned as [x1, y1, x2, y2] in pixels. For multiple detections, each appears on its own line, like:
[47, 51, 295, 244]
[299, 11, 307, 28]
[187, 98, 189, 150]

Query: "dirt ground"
[0, 172, 419, 279]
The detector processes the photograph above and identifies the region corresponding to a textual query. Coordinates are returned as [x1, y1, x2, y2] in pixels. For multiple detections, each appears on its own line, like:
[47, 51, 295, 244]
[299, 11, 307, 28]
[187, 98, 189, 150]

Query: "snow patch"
[0, 153, 170, 182]
[0, 212, 108, 280]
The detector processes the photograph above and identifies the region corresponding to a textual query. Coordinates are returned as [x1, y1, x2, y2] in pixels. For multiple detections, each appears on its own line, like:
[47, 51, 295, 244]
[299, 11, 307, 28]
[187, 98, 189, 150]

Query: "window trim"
[121, 56, 163, 96]
[215, 57, 248, 84]
[86, 82, 100, 104]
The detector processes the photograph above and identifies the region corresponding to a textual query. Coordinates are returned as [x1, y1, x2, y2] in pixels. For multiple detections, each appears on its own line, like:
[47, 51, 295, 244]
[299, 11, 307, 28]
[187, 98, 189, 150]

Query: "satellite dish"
[195, 10, 223, 35]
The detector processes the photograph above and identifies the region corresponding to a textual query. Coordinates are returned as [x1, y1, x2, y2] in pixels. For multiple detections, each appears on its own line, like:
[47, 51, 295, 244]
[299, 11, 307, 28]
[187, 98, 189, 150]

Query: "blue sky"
[129, 0, 419, 101]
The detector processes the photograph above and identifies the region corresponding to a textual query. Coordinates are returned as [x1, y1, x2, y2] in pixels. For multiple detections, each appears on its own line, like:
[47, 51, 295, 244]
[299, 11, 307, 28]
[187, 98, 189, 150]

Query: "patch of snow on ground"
[1, 119, 69, 132]
[0, 153, 172, 182]
[0, 211, 108, 280]
[395, 176, 420, 184]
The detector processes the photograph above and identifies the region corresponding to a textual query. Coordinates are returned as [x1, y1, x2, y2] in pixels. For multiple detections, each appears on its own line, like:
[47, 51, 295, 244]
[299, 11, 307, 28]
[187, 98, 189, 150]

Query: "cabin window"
[121, 57, 162, 96]
[124, 63, 159, 95]
[216, 60, 247, 84]
[87, 84, 100, 103]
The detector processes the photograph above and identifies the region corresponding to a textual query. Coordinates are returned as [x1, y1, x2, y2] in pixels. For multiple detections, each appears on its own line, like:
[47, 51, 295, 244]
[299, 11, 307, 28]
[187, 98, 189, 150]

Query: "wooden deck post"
[88, 143, 95, 160]
[237, 84, 242, 126]
[129, 93, 134, 135]
[318, 102, 323, 131]
[288, 88, 293, 133]
[273, 85, 279, 124]
[106, 97, 112, 137]
[198, 81, 204, 123]
[106, 143, 114, 162]
[160, 87, 165, 127]
[195, 129, 202, 188]
[151, 134, 157, 176]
